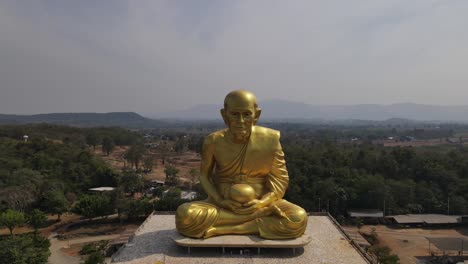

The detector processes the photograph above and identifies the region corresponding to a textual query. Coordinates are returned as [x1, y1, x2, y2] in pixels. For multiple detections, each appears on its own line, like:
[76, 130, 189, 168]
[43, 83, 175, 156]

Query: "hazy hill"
[150, 101, 468, 122]
[0, 112, 165, 128]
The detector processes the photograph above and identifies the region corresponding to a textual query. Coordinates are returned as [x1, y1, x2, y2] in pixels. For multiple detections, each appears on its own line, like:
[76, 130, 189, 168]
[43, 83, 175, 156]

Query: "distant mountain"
[150, 101, 468, 122]
[0, 112, 165, 128]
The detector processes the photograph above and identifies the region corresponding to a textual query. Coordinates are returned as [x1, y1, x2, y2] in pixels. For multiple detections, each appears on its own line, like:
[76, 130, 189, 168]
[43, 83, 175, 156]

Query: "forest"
[1, 123, 467, 218]
[283, 137, 468, 216]
[0, 124, 143, 263]
[0, 123, 467, 263]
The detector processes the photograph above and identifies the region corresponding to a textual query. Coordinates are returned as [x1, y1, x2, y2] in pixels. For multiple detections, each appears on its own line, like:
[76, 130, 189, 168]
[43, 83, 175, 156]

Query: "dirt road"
[48, 233, 119, 264]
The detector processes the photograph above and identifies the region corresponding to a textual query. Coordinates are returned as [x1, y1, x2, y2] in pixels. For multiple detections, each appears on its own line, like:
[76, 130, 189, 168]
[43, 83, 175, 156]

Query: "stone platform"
[172, 233, 312, 254]
[112, 213, 369, 264]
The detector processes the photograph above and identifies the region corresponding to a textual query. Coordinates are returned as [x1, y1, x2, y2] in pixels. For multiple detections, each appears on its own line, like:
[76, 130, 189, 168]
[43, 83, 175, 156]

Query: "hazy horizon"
[2, 0, 468, 114]
[3, 101, 468, 117]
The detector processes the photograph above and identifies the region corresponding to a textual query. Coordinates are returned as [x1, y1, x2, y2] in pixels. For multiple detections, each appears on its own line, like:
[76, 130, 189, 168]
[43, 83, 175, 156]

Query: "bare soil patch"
[360, 225, 468, 264]
[93, 146, 201, 184]
[62, 222, 139, 239]
[61, 244, 82, 257]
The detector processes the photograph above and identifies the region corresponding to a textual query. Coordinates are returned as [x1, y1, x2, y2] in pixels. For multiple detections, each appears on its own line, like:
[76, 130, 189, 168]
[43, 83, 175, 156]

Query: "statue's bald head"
[221, 90, 262, 134]
[224, 90, 258, 110]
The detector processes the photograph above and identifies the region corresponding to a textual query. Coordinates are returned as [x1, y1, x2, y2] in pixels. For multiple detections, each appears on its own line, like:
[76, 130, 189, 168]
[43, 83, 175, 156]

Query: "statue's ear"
[254, 108, 261, 125]
[220, 109, 229, 126]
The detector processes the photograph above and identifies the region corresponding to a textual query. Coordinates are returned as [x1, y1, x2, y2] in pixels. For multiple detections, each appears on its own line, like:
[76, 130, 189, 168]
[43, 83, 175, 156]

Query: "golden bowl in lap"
[229, 184, 256, 203]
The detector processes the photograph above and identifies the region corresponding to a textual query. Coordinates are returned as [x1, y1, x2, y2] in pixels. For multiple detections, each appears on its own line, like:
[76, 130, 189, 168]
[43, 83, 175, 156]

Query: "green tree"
[369, 245, 400, 264]
[72, 194, 113, 219]
[156, 142, 171, 165]
[27, 209, 47, 238]
[0, 234, 51, 264]
[41, 190, 69, 221]
[101, 137, 115, 156]
[117, 198, 153, 220]
[86, 133, 100, 150]
[0, 169, 43, 212]
[449, 195, 467, 215]
[150, 186, 165, 197]
[118, 171, 145, 195]
[164, 165, 180, 187]
[124, 144, 146, 170]
[174, 138, 187, 153]
[83, 251, 105, 264]
[165, 188, 181, 199]
[0, 209, 25, 235]
[0, 186, 38, 212]
[143, 156, 155, 173]
[187, 136, 204, 154]
[154, 197, 187, 211]
[80, 241, 107, 264]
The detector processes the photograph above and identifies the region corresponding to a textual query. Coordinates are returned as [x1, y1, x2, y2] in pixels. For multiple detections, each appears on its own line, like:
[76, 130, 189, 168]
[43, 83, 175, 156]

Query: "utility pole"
[383, 198, 386, 216]
[447, 197, 450, 215]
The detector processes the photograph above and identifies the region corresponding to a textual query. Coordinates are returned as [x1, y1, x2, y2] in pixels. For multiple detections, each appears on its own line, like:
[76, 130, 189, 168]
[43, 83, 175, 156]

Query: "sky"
[1, 0, 468, 115]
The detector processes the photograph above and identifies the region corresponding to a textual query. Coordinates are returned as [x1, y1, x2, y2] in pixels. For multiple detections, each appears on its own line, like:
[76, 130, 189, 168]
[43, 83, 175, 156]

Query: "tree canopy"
[0, 209, 25, 235]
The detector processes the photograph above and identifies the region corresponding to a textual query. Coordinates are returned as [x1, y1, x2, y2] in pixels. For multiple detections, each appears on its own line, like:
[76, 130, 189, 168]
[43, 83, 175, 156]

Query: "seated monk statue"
[176, 90, 307, 239]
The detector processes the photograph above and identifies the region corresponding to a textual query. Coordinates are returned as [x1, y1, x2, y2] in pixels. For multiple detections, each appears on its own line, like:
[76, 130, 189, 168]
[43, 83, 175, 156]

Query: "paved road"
[48, 233, 120, 264]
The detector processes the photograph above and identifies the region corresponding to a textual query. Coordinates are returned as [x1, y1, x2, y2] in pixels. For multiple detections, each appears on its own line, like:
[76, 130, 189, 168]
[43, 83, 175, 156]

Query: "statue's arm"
[264, 132, 289, 201]
[250, 146, 288, 208]
[199, 135, 241, 210]
[199, 135, 222, 203]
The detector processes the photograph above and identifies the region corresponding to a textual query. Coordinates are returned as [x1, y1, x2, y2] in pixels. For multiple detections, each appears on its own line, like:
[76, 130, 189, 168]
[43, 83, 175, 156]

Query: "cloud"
[1, 0, 467, 114]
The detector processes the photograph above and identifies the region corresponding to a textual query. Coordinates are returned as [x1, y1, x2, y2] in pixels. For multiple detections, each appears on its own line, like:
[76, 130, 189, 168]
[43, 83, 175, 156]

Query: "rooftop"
[386, 214, 461, 225]
[426, 237, 468, 252]
[112, 213, 369, 264]
[88, 187, 116, 192]
[348, 210, 384, 218]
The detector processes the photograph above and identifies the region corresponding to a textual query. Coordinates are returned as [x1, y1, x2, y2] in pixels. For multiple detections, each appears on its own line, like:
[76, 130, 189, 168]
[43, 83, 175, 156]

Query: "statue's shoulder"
[204, 129, 228, 145]
[253, 126, 280, 140]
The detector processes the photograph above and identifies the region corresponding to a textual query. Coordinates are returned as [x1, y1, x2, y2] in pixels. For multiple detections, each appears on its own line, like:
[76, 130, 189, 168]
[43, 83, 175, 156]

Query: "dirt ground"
[50, 222, 140, 264]
[61, 221, 140, 239]
[360, 225, 468, 264]
[60, 244, 82, 258]
[0, 212, 138, 264]
[94, 146, 201, 184]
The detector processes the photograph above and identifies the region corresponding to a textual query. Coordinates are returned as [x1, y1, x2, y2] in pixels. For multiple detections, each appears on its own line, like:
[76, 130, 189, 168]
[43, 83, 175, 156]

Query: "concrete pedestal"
[172, 233, 312, 255]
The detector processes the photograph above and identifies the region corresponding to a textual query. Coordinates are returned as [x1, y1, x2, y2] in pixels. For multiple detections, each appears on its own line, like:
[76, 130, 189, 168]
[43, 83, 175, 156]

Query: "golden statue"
[176, 90, 307, 239]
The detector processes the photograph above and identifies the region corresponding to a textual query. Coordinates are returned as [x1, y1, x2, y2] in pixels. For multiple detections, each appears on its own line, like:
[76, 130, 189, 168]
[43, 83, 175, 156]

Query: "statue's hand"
[252, 206, 274, 218]
[219, 200, 242, 211]
[243, 199, 266, 208]
[233, 199, 265, 215]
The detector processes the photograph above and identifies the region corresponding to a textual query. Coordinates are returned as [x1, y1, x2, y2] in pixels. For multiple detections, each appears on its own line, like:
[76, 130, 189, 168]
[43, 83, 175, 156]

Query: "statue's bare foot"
[204, 227, 217, 238]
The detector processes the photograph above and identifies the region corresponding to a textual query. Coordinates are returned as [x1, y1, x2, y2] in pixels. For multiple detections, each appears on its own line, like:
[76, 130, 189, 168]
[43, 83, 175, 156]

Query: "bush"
[151, 186, 165, 197]
[80, 243, 97, 255]
[83, 251, 105, 264]
[72, 194, 114, 219]
[369, 245, 400, 264]
[0, 209, 25, 235]
[79, 241, 108, 255]
[0, 234, 50, 264]
[154, 198, 188, 211]
[117, 198, 153, 220]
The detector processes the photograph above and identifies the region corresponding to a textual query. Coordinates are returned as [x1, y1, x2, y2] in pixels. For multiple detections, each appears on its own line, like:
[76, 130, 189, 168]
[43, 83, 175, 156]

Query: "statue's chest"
[214, 140, 274, 174]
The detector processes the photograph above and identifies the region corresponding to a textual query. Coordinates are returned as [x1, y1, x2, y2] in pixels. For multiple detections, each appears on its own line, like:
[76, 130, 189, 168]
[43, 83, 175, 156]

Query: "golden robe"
[176, 126, 307, 239]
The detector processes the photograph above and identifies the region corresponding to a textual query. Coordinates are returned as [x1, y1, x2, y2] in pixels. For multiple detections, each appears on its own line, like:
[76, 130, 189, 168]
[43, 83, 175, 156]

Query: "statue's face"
[223, 100, 256, 139]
